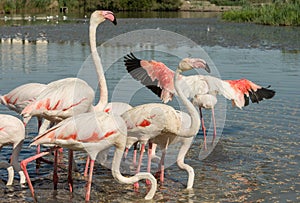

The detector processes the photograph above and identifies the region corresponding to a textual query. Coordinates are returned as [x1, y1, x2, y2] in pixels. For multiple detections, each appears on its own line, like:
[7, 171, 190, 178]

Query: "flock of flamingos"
[0, 10, 275, 201]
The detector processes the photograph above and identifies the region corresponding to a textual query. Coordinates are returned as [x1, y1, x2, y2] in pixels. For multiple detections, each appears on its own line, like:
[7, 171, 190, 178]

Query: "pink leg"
[85, 159, 95, 201]
[133, 142, 138, 167]
[57, 148, 64, 166]
[84, 156, 90, 178]
[68, 149, 73, 193]
[123, 148, 129, 160]
[211, 107, 217, 143]
[146, 142, 153, 185]
[53, 149, 58, 190]
[20, 148, 58, 199]
[155, 146, 167, 184]
[134, 143, 145, 190]
[199, 107, 207, 150]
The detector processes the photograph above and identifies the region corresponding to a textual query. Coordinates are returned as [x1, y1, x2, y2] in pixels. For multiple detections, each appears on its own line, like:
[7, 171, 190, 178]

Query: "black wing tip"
[124, 52, 142, 73]
[123, 53, 163, 99]
[248, 86, 276, 104]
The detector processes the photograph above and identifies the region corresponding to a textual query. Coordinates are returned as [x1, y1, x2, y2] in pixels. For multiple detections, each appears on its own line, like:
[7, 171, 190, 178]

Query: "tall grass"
[222, 1, 300, 26]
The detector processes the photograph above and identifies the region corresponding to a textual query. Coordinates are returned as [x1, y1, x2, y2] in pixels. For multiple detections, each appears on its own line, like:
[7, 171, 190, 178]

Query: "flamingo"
[0, 83, 46, 115]
[0, 114, 26, 186]
[124, 53, 276, 149]
[21, 11, 157, 201]
[0, 82, 48, 131]
[0, 83, 50, 170]
[120, 55, 210, 189]
[20, 10, 118, 194]
[29, 110, 157, 201]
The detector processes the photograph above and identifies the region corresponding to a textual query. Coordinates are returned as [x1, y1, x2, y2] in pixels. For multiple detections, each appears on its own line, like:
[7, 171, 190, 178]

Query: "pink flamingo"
[124, 53, 276, 149]
[0, 83, 47, 116]
[1, 83, 49, 169]
[30, 110, 157, 201]
[121, 55, 211, 189]
[0, 83, 48, 131]
[20, 10, 118, 194]
[0, 114, 26, 186]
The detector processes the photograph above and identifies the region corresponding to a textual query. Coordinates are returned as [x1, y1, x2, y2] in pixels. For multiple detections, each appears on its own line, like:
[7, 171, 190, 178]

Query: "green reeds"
[222, 1, 300, 26]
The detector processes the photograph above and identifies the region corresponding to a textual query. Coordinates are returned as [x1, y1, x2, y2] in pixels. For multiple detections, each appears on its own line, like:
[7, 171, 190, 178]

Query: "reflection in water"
[0, 41, 299, 202]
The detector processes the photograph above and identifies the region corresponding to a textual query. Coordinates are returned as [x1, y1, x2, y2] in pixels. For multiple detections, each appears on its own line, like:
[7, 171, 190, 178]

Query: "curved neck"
[111, 147, 157, 200]
[175, 70, 200, 137]
[89, 23, 108, 111]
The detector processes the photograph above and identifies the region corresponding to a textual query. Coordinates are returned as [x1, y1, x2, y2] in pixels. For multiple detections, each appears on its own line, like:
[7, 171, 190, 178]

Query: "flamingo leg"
[133, 142, 138, 167]
[68, 149, 73, 193]
[84, 156, 90, 178]
[36, 118, 43, 173]
[199, 107, 207, 150]
[58, 148, 64, 166]
[211, 107, 217, 144]
[53, 149, 58, 190]
[146, 142, 153, 185]
[123, 147, 129, 160]
[85, 159, 95, 201]
[20, 147, 58, 199]
[134, 143, 145, 190]
[155, 138, 169, 184]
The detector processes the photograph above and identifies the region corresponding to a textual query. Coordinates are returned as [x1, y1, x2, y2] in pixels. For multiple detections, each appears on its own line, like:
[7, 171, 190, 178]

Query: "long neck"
[111, 147, 157, 200]
[89, 23, 108, 111]
[175, 70, 200, 137]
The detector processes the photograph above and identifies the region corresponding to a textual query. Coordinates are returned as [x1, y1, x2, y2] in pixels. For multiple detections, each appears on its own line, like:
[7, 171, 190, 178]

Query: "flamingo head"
[178, 58, 210, 73]
[90, 10, 117, 26]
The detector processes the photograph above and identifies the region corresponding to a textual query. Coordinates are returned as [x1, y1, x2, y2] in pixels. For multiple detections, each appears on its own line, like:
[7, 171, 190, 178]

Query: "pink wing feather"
[1, 83, 47, 113]
[21, 78, 94, 121]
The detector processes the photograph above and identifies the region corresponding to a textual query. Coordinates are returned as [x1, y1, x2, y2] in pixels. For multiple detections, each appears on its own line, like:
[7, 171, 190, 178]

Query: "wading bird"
[124, 53, 276, 149]
[20, 9, 113, 194]
[120, 54, 211, 189]
[0, 114, 26, 186]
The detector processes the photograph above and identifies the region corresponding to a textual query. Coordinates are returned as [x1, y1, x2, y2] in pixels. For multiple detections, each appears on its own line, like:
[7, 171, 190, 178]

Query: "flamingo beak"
[204, 63, 211, 73]
[103, 11, 117, 25]
[110, 14, 117, 25]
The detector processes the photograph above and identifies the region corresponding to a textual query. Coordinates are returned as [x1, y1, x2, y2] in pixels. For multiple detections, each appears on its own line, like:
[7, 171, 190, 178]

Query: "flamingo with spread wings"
[124, 53, 276, 149]
[120, 55, 211, 189]
[0, 114, 26, 186]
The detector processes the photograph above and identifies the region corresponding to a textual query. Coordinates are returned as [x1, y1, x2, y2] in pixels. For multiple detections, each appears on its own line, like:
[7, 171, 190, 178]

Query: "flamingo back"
[103, 102, 132, 115]
[32, 111, 127, 157]
[0, 114, 25, 148]
[1, 83, 47, 113]
[121, 103, 181, 147]
[21, 78, 95, 121]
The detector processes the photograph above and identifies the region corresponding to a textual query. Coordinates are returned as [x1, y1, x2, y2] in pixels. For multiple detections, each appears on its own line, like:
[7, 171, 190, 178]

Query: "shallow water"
[0, 18, 299, 202]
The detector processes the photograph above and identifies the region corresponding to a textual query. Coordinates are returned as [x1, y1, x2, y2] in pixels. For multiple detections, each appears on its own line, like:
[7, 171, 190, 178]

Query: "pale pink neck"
[89, 23, 108, 111]
[175, 70, 200, 137]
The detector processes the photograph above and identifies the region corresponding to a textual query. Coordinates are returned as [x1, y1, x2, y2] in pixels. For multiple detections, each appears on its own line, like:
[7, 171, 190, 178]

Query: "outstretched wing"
[226, 78, 275, 107]
[124, 53, 174, 103]
[201, 75, 275, 108]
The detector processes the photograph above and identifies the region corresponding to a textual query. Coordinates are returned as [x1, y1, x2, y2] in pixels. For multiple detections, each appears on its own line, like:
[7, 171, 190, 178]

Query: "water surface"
[0, 19, 299, 202]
